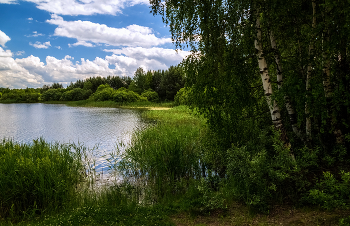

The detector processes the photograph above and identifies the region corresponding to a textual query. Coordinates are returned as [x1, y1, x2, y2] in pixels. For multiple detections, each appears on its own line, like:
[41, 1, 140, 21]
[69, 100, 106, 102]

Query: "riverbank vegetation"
[2, 0, 350, 224]
[1, 106, 350, 225]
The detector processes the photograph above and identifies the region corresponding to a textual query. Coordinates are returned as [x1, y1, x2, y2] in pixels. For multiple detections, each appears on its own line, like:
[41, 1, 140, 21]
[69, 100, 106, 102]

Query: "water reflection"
[0, 103, 147, 172]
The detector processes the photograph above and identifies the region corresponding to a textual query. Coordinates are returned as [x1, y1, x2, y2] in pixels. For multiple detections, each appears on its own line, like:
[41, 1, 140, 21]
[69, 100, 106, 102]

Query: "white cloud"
[0, 49, 44, 88]
[15, 51, 25, 56]
[55, 46, 61, 49]
[0, 30, 11, 47]
[68, 40, 95, 48]
[26, 31, 45, 37]
[23, 0, 149, 16]
[105, 47, 190, 76]
[0, 47, 189, 88]
[0, 47, 12, 57]
[30, 41, 51, 49]
[27, 17, 33, 20]
[47, 15, 171, 48]
[0, 0, 17, 4]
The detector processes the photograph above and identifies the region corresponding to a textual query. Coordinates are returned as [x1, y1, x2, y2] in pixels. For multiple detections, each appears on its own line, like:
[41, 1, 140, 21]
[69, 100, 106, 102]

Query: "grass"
[0, 139, 86, 222]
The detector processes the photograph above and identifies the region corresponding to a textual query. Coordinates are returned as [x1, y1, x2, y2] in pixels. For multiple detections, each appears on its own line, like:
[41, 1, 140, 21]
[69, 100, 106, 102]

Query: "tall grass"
[115, 106, 207, 203]
[0, 139, 85, 221]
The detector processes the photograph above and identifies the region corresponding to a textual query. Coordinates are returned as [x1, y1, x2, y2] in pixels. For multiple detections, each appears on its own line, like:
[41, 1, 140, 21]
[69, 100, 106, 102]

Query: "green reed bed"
[0, 139, 85, 221]
[115, 106, 207, 204]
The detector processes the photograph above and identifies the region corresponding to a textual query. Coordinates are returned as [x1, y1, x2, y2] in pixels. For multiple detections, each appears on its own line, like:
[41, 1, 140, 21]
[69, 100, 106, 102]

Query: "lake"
[0, 103, 148, 173]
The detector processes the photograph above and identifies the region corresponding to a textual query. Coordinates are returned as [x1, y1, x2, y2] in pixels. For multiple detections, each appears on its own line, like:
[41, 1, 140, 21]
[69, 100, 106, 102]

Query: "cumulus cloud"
[30, 41, 51, 49]
[0, 30, 11, 47]
[27, 17, 33, 20]
[0, 46, 189, 88]
[0, 49, 44, 88]
[105, 47, 190, 73]
[47, 15, 171, 48]
[23, 0, 149, 16]
[0, 47, 12, 57]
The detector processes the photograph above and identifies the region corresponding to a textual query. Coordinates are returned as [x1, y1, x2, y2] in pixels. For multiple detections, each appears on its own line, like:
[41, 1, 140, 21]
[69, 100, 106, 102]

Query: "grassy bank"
[1, 105, 350, 225]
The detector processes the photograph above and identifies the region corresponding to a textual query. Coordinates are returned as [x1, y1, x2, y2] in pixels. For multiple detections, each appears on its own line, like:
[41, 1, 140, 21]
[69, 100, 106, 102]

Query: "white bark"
[255, 16, 282, 129]
[270, 31, 304, 141]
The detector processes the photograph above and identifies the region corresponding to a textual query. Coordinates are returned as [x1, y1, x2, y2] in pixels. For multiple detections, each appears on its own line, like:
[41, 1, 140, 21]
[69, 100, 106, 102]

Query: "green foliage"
[115, 106, 205, 203]
[0, 139, 85, 220]
[41, 89, 63, 101]
[141, 89, 159, 102]
[89, 84, 114, 101]
[60, 88, 92, 101]
[174, 87, 191, 105]
[226, 129, 296, 211]
[0, 89, 41, 103]
[113, 87, 145, 103]
[306, 171, 350, 210]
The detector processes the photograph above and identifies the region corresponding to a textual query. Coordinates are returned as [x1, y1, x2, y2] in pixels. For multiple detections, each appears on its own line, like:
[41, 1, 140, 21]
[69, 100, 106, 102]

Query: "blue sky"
[0, 0, 189, 88]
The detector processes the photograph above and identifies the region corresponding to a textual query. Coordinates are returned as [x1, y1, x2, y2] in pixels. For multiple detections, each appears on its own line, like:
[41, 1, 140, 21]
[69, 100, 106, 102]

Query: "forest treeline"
[0, 65, 185, 103]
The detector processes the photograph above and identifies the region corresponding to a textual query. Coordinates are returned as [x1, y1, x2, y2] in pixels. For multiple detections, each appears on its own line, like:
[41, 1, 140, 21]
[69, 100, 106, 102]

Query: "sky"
[0, 0, 190, 88]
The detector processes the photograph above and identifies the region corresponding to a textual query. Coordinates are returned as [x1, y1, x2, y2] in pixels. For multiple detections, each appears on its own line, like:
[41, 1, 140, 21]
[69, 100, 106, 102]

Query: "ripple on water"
[0, 103, 148, 175]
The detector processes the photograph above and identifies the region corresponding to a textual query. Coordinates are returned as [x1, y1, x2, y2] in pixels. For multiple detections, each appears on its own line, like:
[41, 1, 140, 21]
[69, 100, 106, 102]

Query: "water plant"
[0, 139, 86, 221]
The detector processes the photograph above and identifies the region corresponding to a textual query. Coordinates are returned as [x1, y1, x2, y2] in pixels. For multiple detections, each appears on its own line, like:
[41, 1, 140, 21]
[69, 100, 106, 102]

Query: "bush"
[226, 129, 296, 211]
[113, 87, 145, 103]
[174, 87, 191, 105]
[141, 89, 159, 102]
[89, 84, 114, 101]
[60, 88, 91, 101]
[41, 89, 63, 101]
[306, 171, 350, 210]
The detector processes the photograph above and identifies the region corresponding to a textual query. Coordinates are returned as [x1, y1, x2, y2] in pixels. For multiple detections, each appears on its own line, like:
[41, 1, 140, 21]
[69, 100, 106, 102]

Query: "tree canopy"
[151, 0, 350, 151]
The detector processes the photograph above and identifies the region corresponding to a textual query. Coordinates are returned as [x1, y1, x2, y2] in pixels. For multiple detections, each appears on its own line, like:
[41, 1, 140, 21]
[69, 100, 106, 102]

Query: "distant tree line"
[0, 65, 185, 103]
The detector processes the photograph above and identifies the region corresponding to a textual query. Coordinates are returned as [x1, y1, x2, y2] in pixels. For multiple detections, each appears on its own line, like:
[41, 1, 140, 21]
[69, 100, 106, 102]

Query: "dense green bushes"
[88, 85, 147, 102]
[0, 88, 41, 102]
[60, 88, 92, 101]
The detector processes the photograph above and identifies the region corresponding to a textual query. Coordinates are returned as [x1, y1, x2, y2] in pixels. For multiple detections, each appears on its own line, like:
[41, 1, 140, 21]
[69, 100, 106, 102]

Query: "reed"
[115, 106, 207, 203]
[0, 139, 85, 221]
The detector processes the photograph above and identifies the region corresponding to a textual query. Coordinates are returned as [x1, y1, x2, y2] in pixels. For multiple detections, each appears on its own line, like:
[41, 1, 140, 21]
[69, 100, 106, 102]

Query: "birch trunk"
[305, 0, 316, 141]
[270, 31, 305, 142]
[255, 13, 289, 146]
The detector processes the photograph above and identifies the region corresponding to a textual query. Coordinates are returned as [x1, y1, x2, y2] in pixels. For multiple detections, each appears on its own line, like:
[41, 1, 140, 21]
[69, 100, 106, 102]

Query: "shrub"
[113, 88, 145, 103]
[41, 89, 63, 101]
[174, 87, 191, 105]
[306, 171, 350, 210]
[60, 88, 91, 101]
[226, 129, 296, 211]
[141, 89, 159, 102]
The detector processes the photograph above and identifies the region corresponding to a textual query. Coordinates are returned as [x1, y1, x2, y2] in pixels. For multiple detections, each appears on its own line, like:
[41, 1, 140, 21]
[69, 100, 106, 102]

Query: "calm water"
[0, 103, 147, 172]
